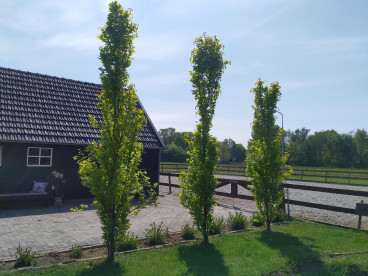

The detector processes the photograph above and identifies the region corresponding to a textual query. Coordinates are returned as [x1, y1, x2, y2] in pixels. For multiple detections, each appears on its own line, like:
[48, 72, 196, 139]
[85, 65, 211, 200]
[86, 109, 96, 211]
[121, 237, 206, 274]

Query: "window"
[27, 147, 53, 167]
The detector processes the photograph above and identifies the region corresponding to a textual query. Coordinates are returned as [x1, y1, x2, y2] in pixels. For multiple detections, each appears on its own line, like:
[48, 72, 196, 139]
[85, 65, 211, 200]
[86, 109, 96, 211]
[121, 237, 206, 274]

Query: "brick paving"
[0, 186, 253, 261]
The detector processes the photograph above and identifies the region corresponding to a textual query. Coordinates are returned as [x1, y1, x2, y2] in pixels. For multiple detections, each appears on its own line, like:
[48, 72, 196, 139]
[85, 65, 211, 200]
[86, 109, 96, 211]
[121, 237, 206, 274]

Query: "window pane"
[40, 157, 51, 166]
[28, 157, 39, 165]
[28, 148, 39, 156]
[41, 148, 51, 156]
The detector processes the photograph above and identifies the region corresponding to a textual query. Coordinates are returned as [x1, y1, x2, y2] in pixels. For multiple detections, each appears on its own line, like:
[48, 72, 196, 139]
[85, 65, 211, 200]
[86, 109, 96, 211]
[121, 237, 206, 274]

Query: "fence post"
[286, 187, 290, 218]
[357, 200, 364, 230]
[230, 180, 238, 197]
[348, 172, 351, 184]
[168, 173, 172, 194]
[325, 171, 328, 183]
[301, 170, 304, 180]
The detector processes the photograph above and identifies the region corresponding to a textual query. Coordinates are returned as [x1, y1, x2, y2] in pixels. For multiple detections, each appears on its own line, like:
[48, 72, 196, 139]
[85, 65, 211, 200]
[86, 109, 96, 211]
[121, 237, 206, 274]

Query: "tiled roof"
[0, 67, 164, 148]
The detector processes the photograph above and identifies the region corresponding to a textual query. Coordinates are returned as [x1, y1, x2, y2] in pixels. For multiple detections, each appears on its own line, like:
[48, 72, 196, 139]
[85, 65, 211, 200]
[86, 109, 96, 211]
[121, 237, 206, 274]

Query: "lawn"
[5, 219, 368, 275]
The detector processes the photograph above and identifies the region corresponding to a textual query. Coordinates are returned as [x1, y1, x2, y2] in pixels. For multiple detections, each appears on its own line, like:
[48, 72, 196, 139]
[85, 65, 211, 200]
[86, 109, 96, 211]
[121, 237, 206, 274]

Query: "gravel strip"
[160, 175, 368, 230]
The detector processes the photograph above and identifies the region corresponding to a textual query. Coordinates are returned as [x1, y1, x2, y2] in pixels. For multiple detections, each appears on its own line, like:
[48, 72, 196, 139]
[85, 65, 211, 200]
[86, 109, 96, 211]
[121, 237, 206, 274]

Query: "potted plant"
[48, 171, 65, 207]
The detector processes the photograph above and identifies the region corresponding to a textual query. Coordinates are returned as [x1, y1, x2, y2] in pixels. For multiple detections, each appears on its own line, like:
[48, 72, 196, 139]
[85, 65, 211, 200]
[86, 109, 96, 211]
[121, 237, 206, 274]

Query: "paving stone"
[0, 189, 252, 261]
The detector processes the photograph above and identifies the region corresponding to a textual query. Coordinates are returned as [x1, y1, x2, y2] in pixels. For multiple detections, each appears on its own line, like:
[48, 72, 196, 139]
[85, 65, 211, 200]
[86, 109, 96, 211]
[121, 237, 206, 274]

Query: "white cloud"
[134, 72, 189, 91]
[134, 32, 192, 61]
[38, 32, 102, 51]
[298, 36, 368, 54]
[283, 72, 367, 90]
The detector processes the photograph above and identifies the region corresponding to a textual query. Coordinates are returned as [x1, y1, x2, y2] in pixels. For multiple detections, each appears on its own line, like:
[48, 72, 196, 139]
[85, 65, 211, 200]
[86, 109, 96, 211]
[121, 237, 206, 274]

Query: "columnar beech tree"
[246, 79, 292, 231]
[76, 2, 156, 262]
[179, 34, 229, 244]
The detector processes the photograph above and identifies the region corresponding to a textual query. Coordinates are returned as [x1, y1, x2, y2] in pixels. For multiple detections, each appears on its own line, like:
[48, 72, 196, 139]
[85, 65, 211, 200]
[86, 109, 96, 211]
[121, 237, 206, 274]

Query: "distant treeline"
[159, 128, 246, 163]
[159, 127, 368, 169]
[285, 128, 368, 168]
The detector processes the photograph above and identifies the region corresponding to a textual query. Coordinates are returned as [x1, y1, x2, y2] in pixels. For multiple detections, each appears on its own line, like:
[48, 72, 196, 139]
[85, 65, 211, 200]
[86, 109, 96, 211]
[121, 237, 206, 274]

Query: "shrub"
[70, 244, 83, 259]
[14, 243, 35, 268]
[209, 216, 225, 235]
[117, 232, 138, 252]
[145, 222, 169, 246]
[181, 224, 196, 240]
[250, 213, 264, 227]
[227, 212, 248, 230]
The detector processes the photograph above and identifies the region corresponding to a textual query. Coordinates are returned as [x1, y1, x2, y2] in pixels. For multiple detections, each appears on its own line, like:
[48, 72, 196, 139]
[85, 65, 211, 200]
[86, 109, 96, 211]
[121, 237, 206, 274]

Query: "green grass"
[5, 219, 368, 275]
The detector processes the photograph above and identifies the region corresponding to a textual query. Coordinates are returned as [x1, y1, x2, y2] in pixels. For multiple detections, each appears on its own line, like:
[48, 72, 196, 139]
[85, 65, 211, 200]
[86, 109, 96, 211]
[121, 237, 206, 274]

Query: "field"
[161, 162, 368, 185]
[4, 219, 368, 275]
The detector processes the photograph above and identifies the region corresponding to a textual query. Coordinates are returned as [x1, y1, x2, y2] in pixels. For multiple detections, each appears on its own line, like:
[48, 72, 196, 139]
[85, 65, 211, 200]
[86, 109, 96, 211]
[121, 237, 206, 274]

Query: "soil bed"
[0, 231, 208, 272]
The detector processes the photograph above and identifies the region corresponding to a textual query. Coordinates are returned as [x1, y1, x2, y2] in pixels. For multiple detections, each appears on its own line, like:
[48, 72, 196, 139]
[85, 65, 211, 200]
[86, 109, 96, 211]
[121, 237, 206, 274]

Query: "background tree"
[230, 143, 246, 162]
[285, 128, 310, 166]
[76, 2, 156, 262]
[246, 79, 292, 231]
[354, 129, 368, 168]
[179, 34, 229, 244]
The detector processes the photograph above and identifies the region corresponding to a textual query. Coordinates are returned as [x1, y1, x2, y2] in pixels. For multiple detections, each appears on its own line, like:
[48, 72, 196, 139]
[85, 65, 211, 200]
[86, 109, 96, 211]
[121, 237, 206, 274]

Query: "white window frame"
[27, 147, 53, 167]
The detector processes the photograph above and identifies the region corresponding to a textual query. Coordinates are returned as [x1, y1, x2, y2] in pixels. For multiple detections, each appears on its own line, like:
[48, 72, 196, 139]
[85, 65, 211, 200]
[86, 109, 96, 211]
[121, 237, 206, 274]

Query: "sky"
[1, 0, 367, 146]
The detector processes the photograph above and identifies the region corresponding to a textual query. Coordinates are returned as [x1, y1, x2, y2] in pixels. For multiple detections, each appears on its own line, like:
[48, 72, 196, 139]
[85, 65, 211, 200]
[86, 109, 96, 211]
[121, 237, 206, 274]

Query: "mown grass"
[161, 163, 368, 185]
[5, 219, 368, 275]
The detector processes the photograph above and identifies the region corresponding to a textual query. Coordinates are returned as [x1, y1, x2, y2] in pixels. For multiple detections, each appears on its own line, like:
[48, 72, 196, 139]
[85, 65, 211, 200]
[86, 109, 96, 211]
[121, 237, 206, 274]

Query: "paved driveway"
[0, 187, 253, 261]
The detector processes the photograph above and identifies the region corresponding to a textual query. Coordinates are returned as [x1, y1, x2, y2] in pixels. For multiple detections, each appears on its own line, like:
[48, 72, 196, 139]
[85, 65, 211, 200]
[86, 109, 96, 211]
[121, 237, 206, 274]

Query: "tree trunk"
[107, 206, 116, 262]
[266, 205, 271, 231]
[203, 201, 209, 244]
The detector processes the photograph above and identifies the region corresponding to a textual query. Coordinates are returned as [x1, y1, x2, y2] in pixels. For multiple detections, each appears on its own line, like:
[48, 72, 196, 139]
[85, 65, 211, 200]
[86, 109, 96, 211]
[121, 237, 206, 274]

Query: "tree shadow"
[76, 260, 126, 276]
[178, 242, 229, 276]
[259, 230, 368, 275]
[258, 230, 326, 275]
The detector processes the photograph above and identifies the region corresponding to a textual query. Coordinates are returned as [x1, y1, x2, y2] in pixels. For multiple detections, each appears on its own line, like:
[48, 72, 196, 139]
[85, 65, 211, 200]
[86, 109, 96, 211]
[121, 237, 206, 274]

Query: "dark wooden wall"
[0, 142, 161, 199]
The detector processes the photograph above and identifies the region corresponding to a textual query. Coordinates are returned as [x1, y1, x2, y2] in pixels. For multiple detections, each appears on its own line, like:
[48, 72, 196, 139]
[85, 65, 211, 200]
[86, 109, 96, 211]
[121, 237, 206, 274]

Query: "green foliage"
[75, 1, 157, 262]
[246, 79, 292, 231]
[14, 243, 35, 268]
[285, 128, 368, 169]
[117, 232, 138, 252]
[161, 143, 187, 163]
[145, 222, 169, 246]
[208, 216, 225, 235]
[179, 34, 229, 244]
[227, 212, 248, 230]
[218, 138, 246, 162]
[70, 245, 83, 259]
[181, 223, 196, 240]
[250, 213, 265, 226]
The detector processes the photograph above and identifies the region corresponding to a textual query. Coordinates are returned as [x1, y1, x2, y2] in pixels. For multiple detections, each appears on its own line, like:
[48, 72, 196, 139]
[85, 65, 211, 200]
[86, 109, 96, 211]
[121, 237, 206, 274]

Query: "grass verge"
[4, 219, 368, 275]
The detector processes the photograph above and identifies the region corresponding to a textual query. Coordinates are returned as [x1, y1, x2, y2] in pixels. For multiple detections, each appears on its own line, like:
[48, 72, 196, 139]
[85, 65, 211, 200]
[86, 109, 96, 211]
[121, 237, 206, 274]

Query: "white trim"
[27, 147, 53, 167]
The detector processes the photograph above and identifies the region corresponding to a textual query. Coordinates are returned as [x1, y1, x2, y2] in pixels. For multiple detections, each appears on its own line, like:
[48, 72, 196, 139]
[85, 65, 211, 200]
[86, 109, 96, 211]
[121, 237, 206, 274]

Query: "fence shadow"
[178, 242, 229, 276]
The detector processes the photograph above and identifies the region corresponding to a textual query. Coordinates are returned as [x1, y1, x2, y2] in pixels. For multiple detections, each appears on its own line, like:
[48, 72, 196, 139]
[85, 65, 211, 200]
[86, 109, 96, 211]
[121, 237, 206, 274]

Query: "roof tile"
[0, 67, 164, 148]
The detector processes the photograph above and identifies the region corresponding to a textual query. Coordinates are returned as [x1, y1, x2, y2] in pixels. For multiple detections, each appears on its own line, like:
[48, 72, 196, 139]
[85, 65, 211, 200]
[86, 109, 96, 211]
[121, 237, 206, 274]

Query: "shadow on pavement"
[0, 198, 97, 219]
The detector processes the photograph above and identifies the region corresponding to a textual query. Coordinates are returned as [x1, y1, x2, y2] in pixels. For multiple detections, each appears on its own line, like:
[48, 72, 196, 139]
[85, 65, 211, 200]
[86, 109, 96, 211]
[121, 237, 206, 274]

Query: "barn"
[0, 67, 164, 200]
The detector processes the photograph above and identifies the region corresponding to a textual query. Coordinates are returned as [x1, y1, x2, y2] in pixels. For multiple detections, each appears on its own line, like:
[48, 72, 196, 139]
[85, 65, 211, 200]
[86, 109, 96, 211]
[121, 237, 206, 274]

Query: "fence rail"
[160, 163, 368, 185]
[159, 172, 368, 217]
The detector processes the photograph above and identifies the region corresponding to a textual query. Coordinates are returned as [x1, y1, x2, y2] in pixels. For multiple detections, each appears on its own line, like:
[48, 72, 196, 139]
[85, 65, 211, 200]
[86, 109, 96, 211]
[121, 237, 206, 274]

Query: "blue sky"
[1, 0, 367, 145]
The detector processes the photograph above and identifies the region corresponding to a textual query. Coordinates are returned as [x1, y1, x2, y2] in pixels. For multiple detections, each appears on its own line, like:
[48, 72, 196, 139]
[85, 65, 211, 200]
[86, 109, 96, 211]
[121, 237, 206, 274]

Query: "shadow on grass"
[259, 230, 325, 274]
[76, 260, 126, 276]
[178, 242, 229, 276]
[259, 230, 368, 275]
